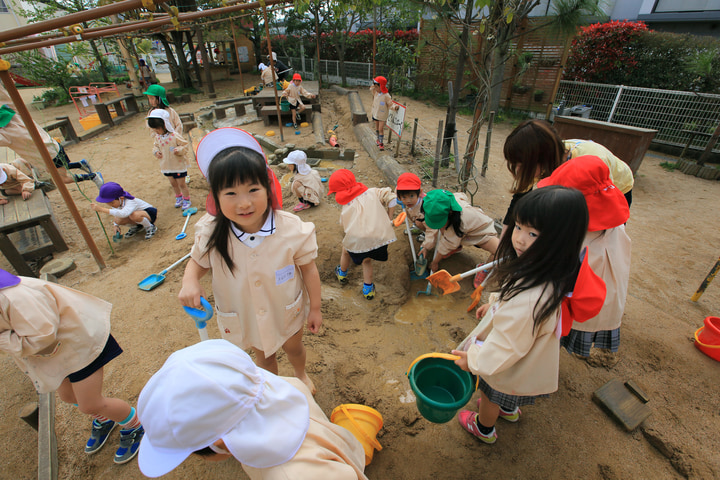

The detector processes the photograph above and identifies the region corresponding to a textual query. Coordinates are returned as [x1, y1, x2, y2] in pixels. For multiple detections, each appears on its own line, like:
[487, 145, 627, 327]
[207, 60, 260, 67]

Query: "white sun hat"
[0, 167, 7, 185]
[283, 150, 312, 175]
[146, 108, 174, 133]
[137, 339, 310, 478]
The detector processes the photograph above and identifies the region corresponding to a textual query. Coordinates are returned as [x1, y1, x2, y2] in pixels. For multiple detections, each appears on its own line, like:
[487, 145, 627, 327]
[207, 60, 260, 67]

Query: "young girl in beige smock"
[452, 187, 605, 444]
[179, 128, 322, 395]
[283, 150, 324, 211]
[537, 155, 631, 357]
[0, 161, 34, 204]
[147, 109, 191, 209]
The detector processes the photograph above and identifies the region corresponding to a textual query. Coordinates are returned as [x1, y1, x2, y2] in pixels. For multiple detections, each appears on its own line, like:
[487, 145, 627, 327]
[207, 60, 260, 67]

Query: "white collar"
[230, 209, 276, 248]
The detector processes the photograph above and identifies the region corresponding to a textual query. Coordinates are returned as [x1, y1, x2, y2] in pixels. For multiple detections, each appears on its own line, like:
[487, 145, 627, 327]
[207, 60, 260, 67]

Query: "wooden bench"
[0, 190, 68, 277]
[214, 103, 248, 120]
[94, 95, 139, 127]
[259, 106, 295, 126]
[43, 116, 79, 145]
[680, 129, 719, 159]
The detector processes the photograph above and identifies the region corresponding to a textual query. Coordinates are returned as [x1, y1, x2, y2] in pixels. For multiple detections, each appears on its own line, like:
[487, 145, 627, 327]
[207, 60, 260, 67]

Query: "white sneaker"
[144, 224, 157, 239]
[92, 172, 104, 188]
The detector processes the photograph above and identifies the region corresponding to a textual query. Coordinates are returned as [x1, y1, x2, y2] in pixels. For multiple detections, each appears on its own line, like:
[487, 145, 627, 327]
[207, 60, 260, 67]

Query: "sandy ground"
[1, 75, 719, 480]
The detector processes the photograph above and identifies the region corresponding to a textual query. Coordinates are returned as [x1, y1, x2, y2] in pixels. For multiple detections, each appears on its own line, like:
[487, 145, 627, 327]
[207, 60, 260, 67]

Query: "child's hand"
[154, 151, 162, 159]
[113, 224, 121, 235]
[21, 191, 31, 200]
[306, 309, 322, 334]
[90, 203, 100, 212]
[476, 303, 490, 319]
[451, 350, 470, 372]
[178, 282, 206, 309]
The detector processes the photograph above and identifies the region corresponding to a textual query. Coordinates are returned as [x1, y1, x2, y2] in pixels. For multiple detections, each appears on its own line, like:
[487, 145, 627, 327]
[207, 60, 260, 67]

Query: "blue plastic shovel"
[183, 297, 213, 341]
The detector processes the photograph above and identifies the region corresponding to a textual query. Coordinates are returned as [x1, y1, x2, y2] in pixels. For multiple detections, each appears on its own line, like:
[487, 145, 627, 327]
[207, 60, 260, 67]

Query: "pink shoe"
[293, 203, 310, 212]
[457, 410, 497, 444]
[477, 397, 521, 422]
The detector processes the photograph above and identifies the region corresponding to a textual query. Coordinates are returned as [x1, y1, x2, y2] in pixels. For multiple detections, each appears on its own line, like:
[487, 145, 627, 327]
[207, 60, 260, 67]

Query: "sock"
[73, 173, 93, 182]
[118, 407, 141, 431]
[183, 196, 190, 201]
[475, 417, 495, 435]
[364, 282, 373, 287]
[140, 217, 152, 229]
[67, 161, 83, 169]
[92, 414, 112, 424]
[175, 194, 182, 199]
[500, 406, 515, 414]
[378, 135, 384, 144]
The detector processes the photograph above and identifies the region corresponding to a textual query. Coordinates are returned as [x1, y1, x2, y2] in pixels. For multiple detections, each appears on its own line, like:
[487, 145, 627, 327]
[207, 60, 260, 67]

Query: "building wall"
[0, 0, 28, 31]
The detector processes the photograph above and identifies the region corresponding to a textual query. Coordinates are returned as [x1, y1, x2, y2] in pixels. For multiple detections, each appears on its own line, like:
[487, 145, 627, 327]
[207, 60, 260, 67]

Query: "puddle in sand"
[280, 172, 293, 188]
[394, 280, 474, 324]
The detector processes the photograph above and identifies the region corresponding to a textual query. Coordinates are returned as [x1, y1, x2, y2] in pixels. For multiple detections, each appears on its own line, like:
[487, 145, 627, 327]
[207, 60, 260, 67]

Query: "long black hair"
[493, 186, 588, 330]
[206, 146, 272, 273]
[146, 117, 168, 134]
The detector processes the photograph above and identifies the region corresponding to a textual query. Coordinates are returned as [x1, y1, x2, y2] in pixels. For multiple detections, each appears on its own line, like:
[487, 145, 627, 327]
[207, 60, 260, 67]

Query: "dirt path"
[1, 77, 719, 480]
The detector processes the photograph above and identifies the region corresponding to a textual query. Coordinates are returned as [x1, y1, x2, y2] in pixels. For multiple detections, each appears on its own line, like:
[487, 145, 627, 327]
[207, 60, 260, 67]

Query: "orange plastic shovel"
[392, 210, 406, 227]
[467, 269, 494, 312]
[428, 259, 498, 295]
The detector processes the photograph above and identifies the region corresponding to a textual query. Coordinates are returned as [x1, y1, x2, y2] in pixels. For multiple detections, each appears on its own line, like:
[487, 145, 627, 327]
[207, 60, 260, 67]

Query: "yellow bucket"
[330, 404, 383, 465]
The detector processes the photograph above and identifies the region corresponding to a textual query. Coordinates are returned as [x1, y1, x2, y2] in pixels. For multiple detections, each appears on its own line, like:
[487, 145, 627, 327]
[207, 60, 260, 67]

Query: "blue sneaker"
[335, 265, 348, 284]
[113, 425, 144, 464]
[85, 419, 116, 454]
[92, 172, 104, 188]
[362, 283, 376, 300]
[79, 159, 93, 174]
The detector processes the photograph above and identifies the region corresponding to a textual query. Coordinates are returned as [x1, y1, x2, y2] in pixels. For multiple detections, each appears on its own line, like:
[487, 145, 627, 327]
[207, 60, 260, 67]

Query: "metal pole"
[433, 120, 443, 188]
[410, 118, 418, 155]
[262, 4, 284, 142]
[0, 64, 106, 270]
[607, 85, 623, 123]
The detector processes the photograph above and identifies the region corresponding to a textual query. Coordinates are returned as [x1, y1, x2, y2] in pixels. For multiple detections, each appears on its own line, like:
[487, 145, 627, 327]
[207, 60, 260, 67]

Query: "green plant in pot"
[533, 89, 544, 101]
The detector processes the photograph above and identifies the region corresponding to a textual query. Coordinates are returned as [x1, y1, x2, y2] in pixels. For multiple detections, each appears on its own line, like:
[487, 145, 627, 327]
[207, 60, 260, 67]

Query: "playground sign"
[386, 101, 406, 138]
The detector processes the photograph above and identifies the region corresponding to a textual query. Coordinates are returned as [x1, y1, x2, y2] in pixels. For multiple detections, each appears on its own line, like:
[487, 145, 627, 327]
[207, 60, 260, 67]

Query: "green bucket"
[407, 355, 474, 424]
[280, 99, 290, 112]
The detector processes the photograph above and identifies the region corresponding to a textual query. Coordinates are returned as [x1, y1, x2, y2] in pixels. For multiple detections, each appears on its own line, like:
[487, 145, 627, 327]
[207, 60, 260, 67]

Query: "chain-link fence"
[556, 80, 720, 154]
[281, 56, 396, 87]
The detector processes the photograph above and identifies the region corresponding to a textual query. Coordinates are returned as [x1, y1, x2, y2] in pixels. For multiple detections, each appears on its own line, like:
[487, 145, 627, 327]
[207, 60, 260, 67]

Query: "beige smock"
[0, 84, 59, 171]
[371, 92, 392, 122]
[422, 192, 497, 256]
[571, 226, 631, 333]
[0, 276, 112, 394]
[261, 67, 275, 86]
[291, 170, 324, 205]
[339, 187, 396, 254]
[400, 194, 425, 225]
[191, 210, 318, 356]
[153, 131, 190, 174]
[459, 286, 561, 396]
[0, 163, 35, 194]
[281, 82, 312, 107]
[565, 140, 634, 194]
[242, 377, 368, 480]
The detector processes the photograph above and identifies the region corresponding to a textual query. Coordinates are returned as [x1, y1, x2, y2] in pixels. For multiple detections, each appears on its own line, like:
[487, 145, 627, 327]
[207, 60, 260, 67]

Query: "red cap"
[292, 73, 302, 81]
[396, 172, 421, 191]
[328, 169, 368, 205]
[537, 155, 629, 232]
[373, 76, 388, 94]
[560, 247, 607, 336]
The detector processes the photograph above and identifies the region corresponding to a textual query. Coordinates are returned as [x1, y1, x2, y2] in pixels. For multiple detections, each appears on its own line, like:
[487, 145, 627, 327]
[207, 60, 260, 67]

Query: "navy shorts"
[52, 144, 69, 169]
[163, 171, 188, 179]
[144, 207, 158, 224]
[289, 102, 299, 110]
[348, 245, 389, 265]
[67, 334, 123, 383]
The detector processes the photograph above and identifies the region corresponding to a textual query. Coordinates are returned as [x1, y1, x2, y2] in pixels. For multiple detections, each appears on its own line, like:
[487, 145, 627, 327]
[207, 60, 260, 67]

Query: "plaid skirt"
[476, 376, 543, 411]
[560, 328, 620, 357]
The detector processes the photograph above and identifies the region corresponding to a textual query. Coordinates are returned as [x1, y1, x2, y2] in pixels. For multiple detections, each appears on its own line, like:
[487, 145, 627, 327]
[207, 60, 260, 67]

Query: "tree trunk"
[185, 31, 202, 87]
[87, 37, 109, 82]
[170, 31, 194, 89]
[196, 27, 214, 97]
[441, 0, 473, 168]
[156, 34, 179, 83]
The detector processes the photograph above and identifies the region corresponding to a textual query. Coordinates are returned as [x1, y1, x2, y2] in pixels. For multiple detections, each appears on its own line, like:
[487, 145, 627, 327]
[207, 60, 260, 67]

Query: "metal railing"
[281, 55, 397, 87]
[556, 80, 720, 154]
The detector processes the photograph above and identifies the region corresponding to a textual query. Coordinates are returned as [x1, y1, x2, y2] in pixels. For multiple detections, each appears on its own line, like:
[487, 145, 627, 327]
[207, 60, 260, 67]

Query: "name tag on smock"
[276, 265, 295, 285]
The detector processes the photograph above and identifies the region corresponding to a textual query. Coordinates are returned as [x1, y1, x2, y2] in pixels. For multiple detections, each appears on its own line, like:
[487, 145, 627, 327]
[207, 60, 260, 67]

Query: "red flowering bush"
[566, 20, 649, 85]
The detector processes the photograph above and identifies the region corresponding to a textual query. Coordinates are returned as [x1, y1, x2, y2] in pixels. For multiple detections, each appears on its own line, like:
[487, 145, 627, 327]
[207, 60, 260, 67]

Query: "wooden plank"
[0, 232, 35, 276]
[38, 379, 58, 480]
[592, 378, 651, 431]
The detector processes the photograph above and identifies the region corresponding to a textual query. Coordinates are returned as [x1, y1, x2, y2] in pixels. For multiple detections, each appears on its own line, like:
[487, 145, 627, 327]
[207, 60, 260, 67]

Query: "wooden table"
[252, 81, 321, 113]
[0, 191, 68, 277]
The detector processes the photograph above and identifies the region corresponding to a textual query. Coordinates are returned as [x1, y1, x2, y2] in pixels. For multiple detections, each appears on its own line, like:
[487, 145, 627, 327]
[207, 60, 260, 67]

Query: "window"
[0, 0, 9, 13]
[655, 0, 720, 12]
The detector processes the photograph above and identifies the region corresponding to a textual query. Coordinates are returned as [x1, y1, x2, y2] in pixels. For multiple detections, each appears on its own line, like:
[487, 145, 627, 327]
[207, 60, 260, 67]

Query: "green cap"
[0, 104, 16, 128]
[423, 189, 462, 229]
[143, 84, 168, 106]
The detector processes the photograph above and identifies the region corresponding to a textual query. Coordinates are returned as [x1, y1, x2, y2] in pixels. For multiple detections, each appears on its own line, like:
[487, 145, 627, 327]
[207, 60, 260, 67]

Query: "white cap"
[0, 167, 7, 185]
[283, 150, 311, 175]
[146, 109, 174, 133]
[137, 340, 309, 477]
[258, 63, 267, 71]
[195, 127, 265, 178]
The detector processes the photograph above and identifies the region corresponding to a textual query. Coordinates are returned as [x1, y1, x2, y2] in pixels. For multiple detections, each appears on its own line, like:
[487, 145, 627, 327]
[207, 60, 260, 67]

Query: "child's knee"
[76, 398, 105, 416]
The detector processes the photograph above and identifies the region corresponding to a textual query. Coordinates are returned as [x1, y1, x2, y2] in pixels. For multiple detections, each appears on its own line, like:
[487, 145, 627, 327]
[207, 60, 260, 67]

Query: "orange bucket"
[699, 316, 720, 345]
[330, 404, 383, 465]
[694, 327, 720, 362]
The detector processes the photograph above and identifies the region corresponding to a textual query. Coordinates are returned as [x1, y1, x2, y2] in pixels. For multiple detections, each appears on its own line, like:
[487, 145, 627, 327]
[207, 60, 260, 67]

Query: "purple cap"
[0, 268, 21, 289]
[95, 182, 134, 203]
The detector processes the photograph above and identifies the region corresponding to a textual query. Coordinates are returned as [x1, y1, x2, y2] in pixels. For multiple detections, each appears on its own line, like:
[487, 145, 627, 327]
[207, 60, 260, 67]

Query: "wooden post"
[394, 130, 401, 158]
[546, 36, 572, 119]
[38, 392, 57, 480]
[0, 64, 106, 270]
[698, 121, 720, 166]
[262, 5, 284, 142]
[410, 118, 418, 155]
[481, 111, 495, 177]
[197, 26, 216, 99]
[433, 120, 443, 187]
